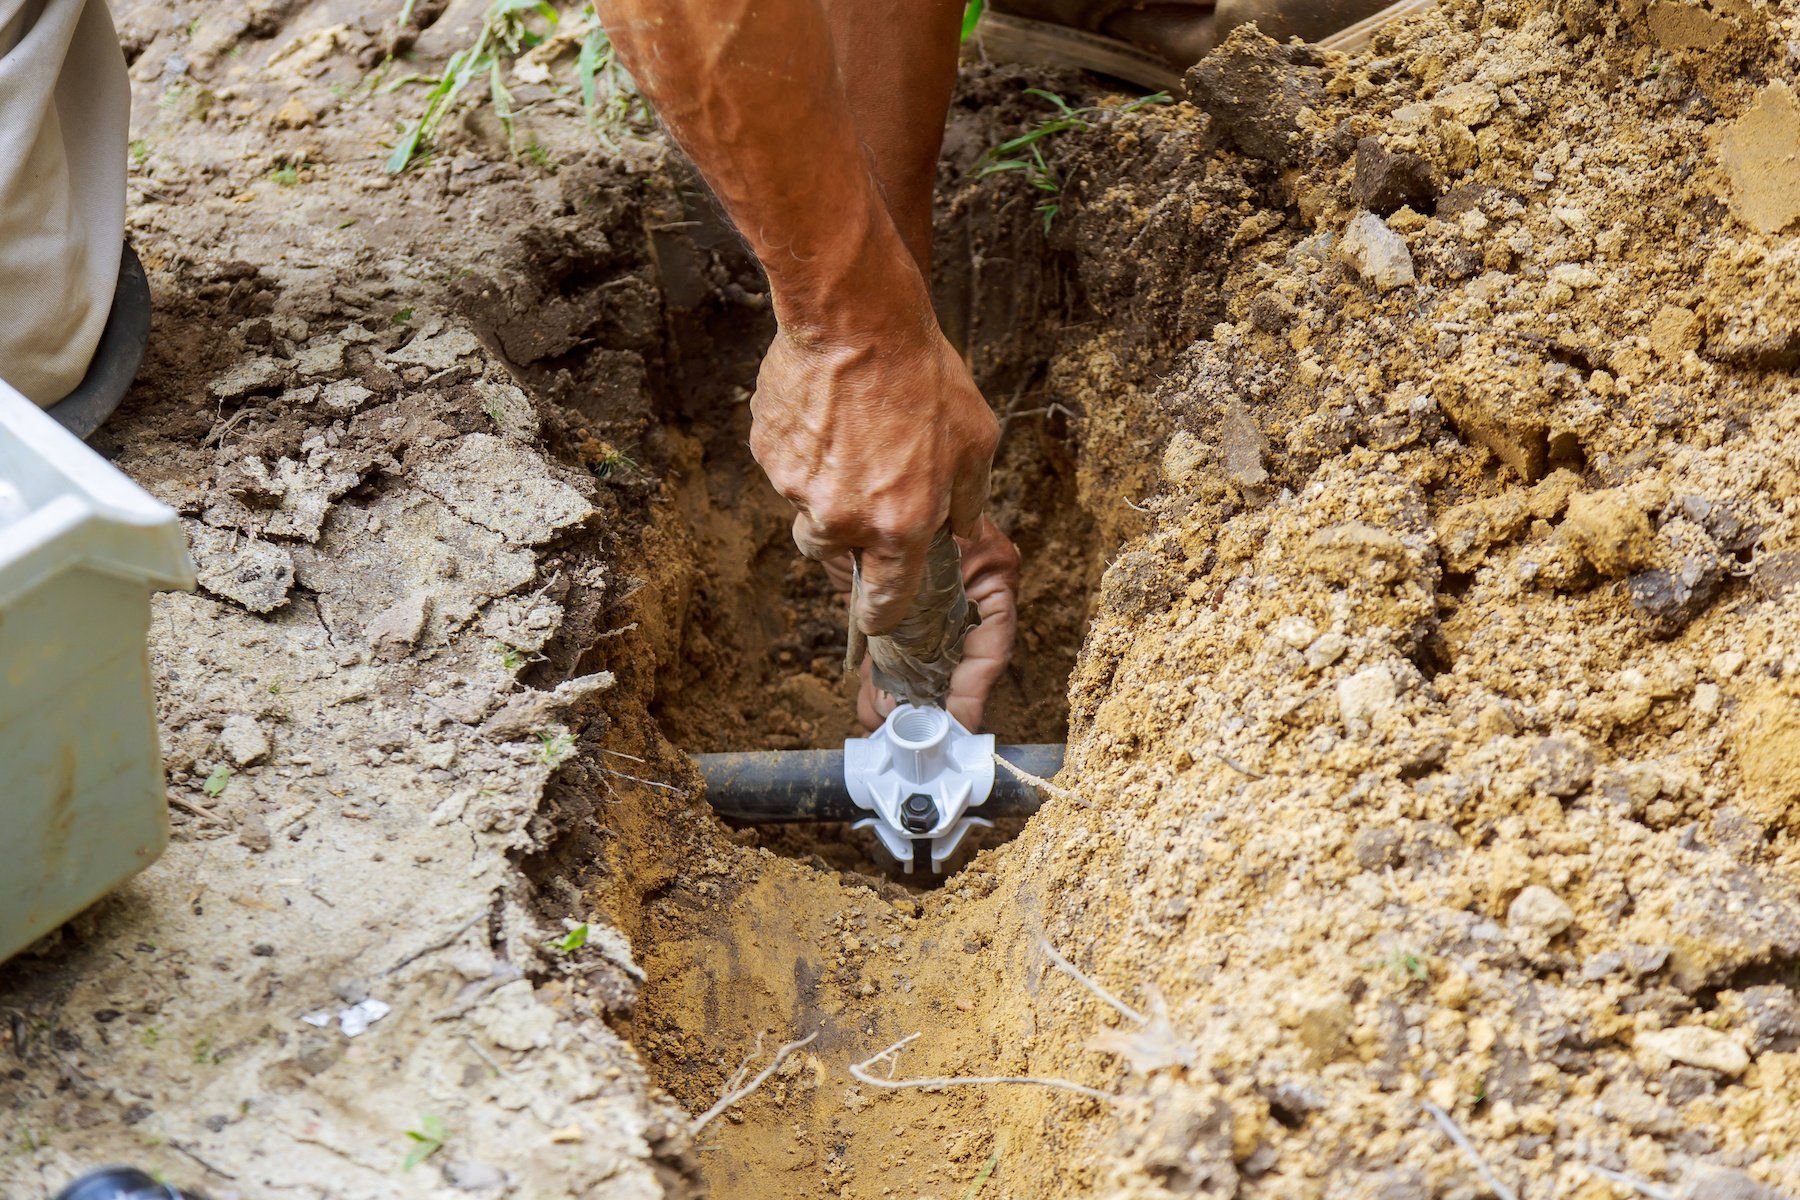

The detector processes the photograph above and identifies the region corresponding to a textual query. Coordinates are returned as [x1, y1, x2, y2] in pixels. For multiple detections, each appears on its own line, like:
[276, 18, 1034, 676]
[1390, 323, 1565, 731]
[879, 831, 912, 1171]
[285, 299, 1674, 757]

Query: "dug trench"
[488, 73, 1163, 1197]
[471, 13, 1800, 1198]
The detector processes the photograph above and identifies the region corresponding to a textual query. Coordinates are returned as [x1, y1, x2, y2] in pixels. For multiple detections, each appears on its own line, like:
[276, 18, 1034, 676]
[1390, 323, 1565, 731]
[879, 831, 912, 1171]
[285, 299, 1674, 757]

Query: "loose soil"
[5, 0, 1800, 1198]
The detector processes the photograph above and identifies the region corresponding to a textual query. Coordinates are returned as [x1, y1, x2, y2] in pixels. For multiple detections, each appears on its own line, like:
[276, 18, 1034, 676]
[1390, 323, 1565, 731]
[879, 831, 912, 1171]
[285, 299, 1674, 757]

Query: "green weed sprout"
[575, 10, 653, 150]
[977, 87, 1171, 233]
[537, 727, 576, 767]
[960, 0, 984, 41]
[402, 1115, 448, 1170]
[387, 0, 558, 172]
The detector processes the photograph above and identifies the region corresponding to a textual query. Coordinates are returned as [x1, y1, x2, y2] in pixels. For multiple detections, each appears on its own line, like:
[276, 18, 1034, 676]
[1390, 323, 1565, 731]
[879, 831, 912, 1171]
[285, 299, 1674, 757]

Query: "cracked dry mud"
[6, 0, 1800, 1198]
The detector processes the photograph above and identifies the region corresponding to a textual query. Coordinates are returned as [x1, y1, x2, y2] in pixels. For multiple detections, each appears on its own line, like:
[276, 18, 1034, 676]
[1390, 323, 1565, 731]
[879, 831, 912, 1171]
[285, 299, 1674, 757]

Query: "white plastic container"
[0, 378, 193, 962]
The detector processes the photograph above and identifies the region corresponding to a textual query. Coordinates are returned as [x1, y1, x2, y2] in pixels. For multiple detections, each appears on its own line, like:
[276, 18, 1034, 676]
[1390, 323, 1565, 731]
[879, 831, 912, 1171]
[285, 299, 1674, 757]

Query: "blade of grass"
[959, 0, 984, 41]
[962, 1151, 1000, 1200]
[578, 26, 603, 117]
[1022, 87, 1076, 115]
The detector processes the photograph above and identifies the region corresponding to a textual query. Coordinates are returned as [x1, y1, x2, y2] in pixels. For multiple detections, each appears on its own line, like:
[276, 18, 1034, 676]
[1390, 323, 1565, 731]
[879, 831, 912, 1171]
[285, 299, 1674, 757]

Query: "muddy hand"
[751, 320, 998, 636]
[827, 515, 1020, 732]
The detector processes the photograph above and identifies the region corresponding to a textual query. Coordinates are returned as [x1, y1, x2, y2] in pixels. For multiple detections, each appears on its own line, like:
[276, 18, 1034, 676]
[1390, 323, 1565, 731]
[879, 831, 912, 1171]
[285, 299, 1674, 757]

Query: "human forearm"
[598, 0, 931, 338]
[598, 0, 1000, 642]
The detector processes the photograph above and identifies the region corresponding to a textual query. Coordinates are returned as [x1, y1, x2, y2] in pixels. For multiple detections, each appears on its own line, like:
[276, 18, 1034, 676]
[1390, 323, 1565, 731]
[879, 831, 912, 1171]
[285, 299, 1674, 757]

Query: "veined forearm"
[598, 0, 931, 338]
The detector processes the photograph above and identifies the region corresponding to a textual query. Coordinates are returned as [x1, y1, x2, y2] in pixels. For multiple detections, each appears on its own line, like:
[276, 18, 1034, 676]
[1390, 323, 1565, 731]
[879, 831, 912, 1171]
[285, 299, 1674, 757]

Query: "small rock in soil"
[1183, 28, 1322, 168]
[1337, 213, 1416, 292]
[320, 379, 375, 412]
[236, 812, 272, 853]
[1628, 555, 1724, 637]
[220, 714, 271, 767]
[1662, 1066, 1718, 1107]
[366, 590, 435, 659]
[1689, 1166, 1792, 1200]
[1508, 885, 1574, 939]
[1739, 985, 1800, 1055]
[188, 526, 295, 613]
[1305, 632, 1348, 670]
[208, 354, 287, 400]
[445, 1162, 508, 1191]
[1353, 827, 1402, 870]
[1353, 137, 1438, 215]
[1636, 1026, 1751, 1077]
[1337, 664, 1398, 730]
[1714, 81, 1800, 235]
[1219, 404, 1271, 500]
[1291, 989, 1353, 1064]
[1562, 489, 1656, 578]
[1528, 736, 1596, 798]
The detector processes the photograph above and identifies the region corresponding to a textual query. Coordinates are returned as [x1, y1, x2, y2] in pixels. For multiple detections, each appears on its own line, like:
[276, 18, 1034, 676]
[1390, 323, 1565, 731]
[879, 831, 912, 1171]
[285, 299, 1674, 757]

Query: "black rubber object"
[696, 744, 1064, 823]
[46, 242, 151, 441]
[54, 1166, 196, 1200]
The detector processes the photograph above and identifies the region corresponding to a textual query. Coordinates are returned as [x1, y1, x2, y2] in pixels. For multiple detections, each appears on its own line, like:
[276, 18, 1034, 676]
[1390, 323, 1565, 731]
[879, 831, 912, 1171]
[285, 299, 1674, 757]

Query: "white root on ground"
[1422, 1100, 1519, 1200]
[993, 752, 1084, 807]
[848, 1032, 1117, 1104]
[690, 1030, 819, 1134]
[845, 937, 1184, 1105]
[1580, 1164, 1679, 1200]
[1037, 936, 1146, 1025]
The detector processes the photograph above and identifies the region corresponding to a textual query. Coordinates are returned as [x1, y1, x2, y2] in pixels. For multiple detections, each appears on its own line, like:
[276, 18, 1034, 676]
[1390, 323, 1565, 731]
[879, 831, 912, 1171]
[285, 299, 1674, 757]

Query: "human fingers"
[853, 536, 930, 635]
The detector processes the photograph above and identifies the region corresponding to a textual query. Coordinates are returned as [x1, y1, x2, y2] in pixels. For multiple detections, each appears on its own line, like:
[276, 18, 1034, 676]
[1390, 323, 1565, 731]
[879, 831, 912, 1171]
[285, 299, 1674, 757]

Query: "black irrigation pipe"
[696, 744, 1065, 823]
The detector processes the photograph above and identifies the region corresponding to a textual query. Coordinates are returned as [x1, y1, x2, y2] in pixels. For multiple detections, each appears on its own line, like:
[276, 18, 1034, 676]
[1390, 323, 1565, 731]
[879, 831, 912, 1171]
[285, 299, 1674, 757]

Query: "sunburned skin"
[597, 0, 1020, 729]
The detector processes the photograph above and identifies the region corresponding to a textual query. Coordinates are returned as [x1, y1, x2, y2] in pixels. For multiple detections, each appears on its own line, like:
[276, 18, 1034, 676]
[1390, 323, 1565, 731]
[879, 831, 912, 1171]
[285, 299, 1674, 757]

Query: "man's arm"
[597, 0, 998, 634]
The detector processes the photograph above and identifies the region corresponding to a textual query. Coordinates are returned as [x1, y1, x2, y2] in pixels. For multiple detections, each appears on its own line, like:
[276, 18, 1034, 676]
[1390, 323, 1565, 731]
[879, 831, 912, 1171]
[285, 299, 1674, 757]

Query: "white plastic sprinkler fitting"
[843, 704, 997, 872]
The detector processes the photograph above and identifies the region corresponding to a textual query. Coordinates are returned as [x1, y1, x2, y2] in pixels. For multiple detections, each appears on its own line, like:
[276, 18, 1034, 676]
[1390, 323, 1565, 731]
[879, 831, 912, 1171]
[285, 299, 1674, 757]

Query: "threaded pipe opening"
[889, 706, 948, 747]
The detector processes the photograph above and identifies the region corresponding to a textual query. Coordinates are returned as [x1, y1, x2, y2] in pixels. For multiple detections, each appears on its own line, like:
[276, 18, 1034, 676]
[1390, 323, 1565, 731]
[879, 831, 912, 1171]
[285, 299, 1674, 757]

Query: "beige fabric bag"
[0, 0, 128, 407]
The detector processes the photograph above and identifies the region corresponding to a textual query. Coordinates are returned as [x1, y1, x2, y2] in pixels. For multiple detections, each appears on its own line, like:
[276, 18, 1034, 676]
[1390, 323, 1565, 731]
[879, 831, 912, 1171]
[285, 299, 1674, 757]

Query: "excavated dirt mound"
[5, 0, 1800, 1197]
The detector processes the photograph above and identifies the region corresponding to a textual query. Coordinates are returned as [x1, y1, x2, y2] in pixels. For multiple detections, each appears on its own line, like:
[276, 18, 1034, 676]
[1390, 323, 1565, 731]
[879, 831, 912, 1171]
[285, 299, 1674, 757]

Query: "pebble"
[1337, 664, 1397, 729]
[445, 1162, 507, 1191]
[1272, 615, 1318, 649]
[1507, 885, 1574, 938]
[1338, 213, 1416, 292]
[1528, 736, 1596, 797]
[1161, 428, 1205, 486]
[1636, 1026, 1750, 1077]
[1431, 81, 1501, 127]
[1688, 1167, 1786, 1200]
[1352, 827, 1402, 870]
[1290, 989, 1354, 1064]
[220, 714, 271, 767]
[1353, 137, 1438, 214]
[1306, 632, 1349, 669]
[270, 97, 315, 129]
[187, 525, 295, 614]
[208, 355, 287, 401]
[320, 380, 375, 413]
[1693, 682, 1722, 718]
[1628, 554, 1724, 637]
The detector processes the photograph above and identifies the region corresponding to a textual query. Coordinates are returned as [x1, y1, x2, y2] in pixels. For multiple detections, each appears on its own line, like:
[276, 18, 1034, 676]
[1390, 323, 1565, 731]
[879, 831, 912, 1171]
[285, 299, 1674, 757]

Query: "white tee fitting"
[844, 704, 996, 873]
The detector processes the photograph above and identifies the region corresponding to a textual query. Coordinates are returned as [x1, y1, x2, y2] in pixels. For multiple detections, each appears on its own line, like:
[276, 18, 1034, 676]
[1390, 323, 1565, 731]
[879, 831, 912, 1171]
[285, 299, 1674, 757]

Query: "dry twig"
[1579, 1164, 1678, 1200]
[993, 752, 1081, 806]
[598, 765, 687, 796]
[1212, 751, 1265, 780]
[690, 1031, 818, 1134]
[848, 1032, 1116, 1104]
[169, 794, 229, 824]
[1038, 937, 1144, 1024]
[1421, 1101, 1519, 1200]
